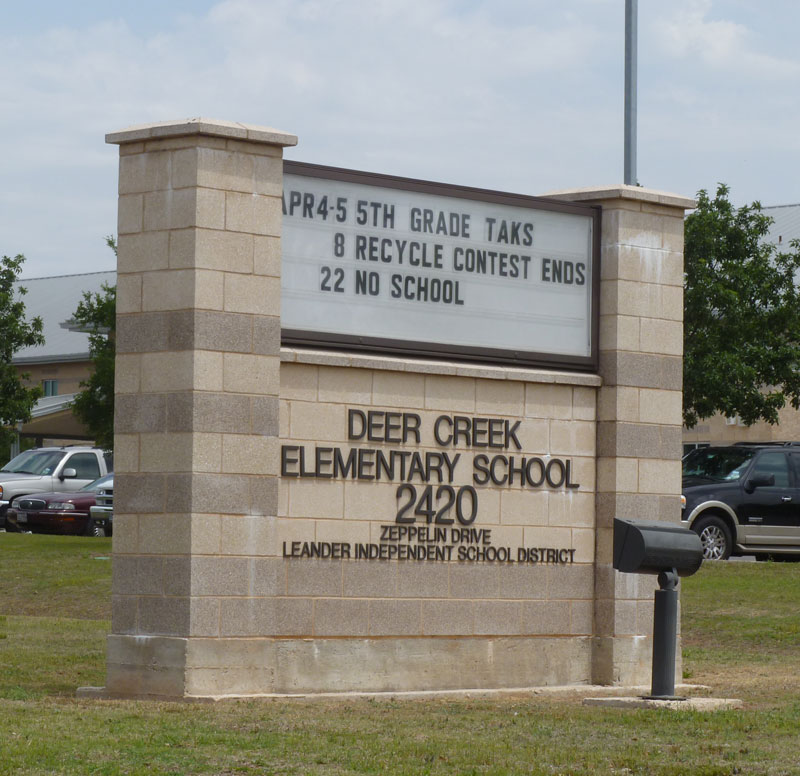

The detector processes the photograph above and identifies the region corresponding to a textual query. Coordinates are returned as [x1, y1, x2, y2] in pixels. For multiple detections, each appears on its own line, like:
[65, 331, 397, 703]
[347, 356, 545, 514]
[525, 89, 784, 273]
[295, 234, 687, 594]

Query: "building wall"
[19, 360, 92, 396]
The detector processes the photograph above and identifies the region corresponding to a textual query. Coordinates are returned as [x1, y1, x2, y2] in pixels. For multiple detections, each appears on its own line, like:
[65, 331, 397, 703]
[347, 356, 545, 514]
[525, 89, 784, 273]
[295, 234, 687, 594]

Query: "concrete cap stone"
[582, 696, 743, 711]
[543, 184, 696, 211]
[106, 118, 298, 147]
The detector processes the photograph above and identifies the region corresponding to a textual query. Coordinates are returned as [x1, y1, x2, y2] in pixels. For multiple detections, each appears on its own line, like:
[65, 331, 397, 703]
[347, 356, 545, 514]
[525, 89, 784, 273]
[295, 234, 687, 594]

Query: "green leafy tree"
[0, 254, 45, 447]
[684, 184, 800, 427]
[71, 238, 116, 450]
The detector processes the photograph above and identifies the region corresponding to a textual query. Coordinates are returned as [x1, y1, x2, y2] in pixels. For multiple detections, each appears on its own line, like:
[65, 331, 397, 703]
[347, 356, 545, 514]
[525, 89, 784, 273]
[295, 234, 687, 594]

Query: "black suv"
[682, 444, 800, 560]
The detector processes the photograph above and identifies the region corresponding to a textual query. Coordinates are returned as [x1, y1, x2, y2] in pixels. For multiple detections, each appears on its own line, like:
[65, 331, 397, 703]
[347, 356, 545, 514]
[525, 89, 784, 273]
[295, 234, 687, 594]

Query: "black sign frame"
[281, 160, 601, 372]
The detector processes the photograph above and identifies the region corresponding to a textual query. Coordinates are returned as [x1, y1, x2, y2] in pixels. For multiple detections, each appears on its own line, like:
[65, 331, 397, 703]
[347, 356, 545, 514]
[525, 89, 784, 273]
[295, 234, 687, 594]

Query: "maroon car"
[5, 474, 113, 537]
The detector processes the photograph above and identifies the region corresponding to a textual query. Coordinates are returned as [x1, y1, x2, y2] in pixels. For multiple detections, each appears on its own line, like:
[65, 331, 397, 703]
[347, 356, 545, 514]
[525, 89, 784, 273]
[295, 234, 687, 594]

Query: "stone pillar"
[100, 119, 296, 698]
[549, 185, 694, 685]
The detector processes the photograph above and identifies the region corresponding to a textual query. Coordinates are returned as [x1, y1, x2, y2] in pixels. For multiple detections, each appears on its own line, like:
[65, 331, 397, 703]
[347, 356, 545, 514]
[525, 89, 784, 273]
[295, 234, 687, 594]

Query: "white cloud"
[2, 0, 800, 275]
[652, 0, 800, 78]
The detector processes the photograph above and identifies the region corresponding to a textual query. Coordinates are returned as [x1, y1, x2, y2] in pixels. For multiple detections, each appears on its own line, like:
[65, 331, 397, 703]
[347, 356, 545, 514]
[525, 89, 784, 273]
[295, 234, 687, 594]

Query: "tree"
[683, 184, 800, 428]
[71, 238, 116, 450]
[0, 254, 45, 447]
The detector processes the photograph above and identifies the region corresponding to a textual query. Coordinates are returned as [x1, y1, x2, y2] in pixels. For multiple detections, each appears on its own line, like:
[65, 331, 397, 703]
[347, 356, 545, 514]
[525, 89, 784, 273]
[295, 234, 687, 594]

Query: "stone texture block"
[473, 601, 522, 635]
[287, 558, 342, 596]
[421, 600, 474, 635]
[113, 433, 140, 473]
[342, 559, 398, 597]
[251, 557, 285, 596]
[314, 598, 370, 636]
[225, 191, 281, 235]
[189, 597, 221, 637]
[547, 564, 593, 600]
[396, 563, 449, 598]
[424, 375, 475, 412]
[219, 597, 314, 637]
[252, 315, 281, 356]
[116, 273, 143, 314]
[166, 392, 248, 434]
[598, 313, 640, 352]
[550, 420, 595, 456]
[281, 364, 319, 401]
[138, 596, 191, 636]
[571, 599, 594, 635]
[342, 481, 395, 521]
[317, 367, 373, 405]
[222, 434, 278, 475]
[140, 270, 196, 312]
[372, 371, 425, 409]
[289, 402, 346, 441]
[638, 458, 681, 494]
[139, 432, 221, 474]
[499, 488, 548, 526]
[223, 353, 280, 395]
[521, 601, 571, 635]
[548, 491, 595, 528]
[572, 387, 596, 421]
[119, 230, 170, 273]
[171, 228, 254, 273]
[249, 475, 279, 518]
[136, 513, 192, 555]
[638, 388, 683, 425]
[190, 556, 251, 596]
[118, 152, 170, 195]
[164, 473, 252, 515]
[640, 318, 683, 357]
[253, 235, 281, 277]
[253, 155, 283, 196]
[219, 515, 275, 557]
[596, 456, 638, 493]
[317, 519, 370, 546]
[525, 383, 573, 419]
[368, 599, 421, 636]
[288, 480, 344, 519]
[111, 595, 138, 634]
[118, 193, 144, 234]
[597, 386, 639, 423]
[224, 273, 280, 316]
[195, 146, 255, 192]
[475, 379, 525, 416]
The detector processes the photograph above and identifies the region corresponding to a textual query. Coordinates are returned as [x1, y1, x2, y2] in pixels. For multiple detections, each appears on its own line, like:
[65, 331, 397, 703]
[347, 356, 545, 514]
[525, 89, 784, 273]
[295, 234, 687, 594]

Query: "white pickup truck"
[0, 446, 112, 528]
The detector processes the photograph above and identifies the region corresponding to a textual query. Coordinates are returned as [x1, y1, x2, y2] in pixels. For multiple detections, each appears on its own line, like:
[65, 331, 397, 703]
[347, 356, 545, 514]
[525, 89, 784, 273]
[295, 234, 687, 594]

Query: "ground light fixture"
[613, 517, 703, 699]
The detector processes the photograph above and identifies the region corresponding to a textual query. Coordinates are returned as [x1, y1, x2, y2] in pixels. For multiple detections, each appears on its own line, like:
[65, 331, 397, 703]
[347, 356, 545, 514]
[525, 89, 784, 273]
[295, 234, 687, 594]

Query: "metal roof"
[11, 271, 116, 364]
[763, 204, 800, 249]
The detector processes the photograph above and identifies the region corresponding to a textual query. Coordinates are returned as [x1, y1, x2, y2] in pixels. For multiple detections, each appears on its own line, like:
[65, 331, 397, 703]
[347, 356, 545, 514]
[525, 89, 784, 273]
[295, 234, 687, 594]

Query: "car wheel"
[693, 515, 733, 561]
[84, 520, 107, 538]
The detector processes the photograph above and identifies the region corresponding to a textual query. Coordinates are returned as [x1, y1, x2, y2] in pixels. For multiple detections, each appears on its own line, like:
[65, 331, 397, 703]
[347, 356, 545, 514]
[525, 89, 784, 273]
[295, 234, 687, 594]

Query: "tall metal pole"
[624, 0, 637, 185]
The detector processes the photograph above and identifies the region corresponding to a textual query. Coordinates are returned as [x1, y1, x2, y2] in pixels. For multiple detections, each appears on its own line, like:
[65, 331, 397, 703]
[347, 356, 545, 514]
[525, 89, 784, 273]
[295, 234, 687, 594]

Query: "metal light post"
[624, 0, 638, 185]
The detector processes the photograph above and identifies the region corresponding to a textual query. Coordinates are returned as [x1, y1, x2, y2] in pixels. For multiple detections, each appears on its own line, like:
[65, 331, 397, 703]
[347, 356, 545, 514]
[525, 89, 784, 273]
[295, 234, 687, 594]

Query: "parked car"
[5, 474, 114, 537]
[681, 443, 800, 560]
[0, 446, 112, 529]
[89, 480, 113, 533]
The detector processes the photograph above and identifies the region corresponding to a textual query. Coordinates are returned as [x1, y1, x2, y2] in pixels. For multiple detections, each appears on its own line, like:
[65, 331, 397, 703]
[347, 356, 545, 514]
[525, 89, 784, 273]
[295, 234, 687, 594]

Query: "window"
[1, 450, 66, 475]
[66, 453, 101, 480]
[42, 380, 58, 397]
[752, 452, 790, 488]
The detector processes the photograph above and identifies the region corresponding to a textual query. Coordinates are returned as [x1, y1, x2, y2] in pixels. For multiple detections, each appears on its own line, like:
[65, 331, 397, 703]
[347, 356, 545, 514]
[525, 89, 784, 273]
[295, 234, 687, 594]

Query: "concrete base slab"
[583, 696, 743, 711]
[78, 683, 712, 704]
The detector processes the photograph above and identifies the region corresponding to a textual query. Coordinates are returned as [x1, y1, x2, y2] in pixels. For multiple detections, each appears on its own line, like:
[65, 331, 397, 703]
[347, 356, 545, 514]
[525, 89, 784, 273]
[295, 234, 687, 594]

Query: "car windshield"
[682, 448, 756, 482]
[0, 450, 66, 475]
[79, 474, 113, 492]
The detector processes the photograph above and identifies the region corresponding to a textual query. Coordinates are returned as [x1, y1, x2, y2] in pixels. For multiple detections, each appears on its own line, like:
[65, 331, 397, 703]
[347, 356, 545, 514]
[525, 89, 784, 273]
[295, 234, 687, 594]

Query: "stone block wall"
[89, 120, 694, 700]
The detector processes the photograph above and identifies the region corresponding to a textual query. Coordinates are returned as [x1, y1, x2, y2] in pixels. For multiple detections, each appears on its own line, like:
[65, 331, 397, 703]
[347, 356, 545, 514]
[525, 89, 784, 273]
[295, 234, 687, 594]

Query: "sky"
[3, 0, 800, 278]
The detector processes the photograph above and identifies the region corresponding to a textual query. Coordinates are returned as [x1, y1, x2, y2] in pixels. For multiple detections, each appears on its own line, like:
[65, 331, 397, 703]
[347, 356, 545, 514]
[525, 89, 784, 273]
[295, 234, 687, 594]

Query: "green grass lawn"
[2, 533, 800, 775]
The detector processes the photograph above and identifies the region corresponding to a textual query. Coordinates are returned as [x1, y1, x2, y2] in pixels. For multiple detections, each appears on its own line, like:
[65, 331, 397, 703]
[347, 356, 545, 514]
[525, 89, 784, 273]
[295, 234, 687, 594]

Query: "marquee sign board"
[281, 161, 600, 369]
